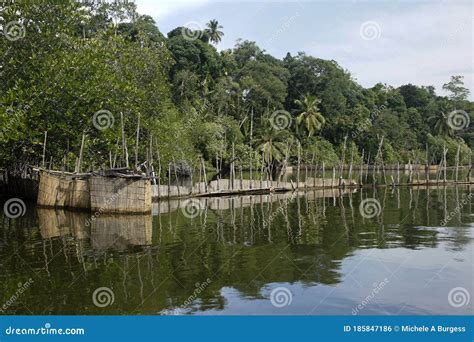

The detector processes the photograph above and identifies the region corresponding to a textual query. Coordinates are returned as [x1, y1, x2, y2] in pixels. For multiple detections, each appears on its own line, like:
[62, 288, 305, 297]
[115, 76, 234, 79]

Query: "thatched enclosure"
[37, 171, 90, 210]
[89, 175, 152, 214]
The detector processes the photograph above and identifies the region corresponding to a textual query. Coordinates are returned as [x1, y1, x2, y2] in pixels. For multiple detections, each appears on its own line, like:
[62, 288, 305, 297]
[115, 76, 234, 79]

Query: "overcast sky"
[134, 0, 473, 100]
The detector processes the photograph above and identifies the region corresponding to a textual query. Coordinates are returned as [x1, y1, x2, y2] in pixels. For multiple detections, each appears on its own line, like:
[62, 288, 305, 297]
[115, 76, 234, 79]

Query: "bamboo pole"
[249, 152, 253, 190]
[42, 131, 47, 168]
[168, 163, 171, 197]
[455, 144, 460, 182]
[340, 135, 347, 178]
[425, 143, 429, 184]
[322, 161, 325, 188]
[443, 145, 447, 183]
[231, 142, 235, 190]
[467, 149, 472, 182]
[332, 167, 335, 187]
[135, 113, 140, 169]
[157, 147, 161, 198]
[201, 157, 208, 193]
[199, 158, 202, 194]
[408, 160, 413, 183]
[121, 112, 129, 169]
[397, 161, 400, 185]
[240, 165, 243, 190]
[348, 147, 354, 180]
[173, 158, 180, 197]
[297, 143, 301, 189]
[76, 132, 86, 173]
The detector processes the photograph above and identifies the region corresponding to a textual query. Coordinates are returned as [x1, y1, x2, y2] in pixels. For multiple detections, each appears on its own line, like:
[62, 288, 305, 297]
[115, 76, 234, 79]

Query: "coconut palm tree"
[254, 119, 290, 166]
[428, 101, 454, 137]
[294, 95, 325, 137]
[205, 19, 224, 45]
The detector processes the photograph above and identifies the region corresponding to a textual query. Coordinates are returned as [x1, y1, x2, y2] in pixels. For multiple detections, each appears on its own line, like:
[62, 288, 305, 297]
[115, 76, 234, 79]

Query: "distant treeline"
[0, 2, 472, 176]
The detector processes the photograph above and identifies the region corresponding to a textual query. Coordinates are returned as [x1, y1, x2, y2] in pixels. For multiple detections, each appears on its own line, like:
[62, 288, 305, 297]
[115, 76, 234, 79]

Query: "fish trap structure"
[37, 171, 90, 210]
[89, 175, 152, 214]
[36, 170, 152, 214]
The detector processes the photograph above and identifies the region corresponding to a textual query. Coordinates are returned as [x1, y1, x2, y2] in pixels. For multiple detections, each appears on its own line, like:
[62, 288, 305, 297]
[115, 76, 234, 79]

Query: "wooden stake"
[42, 131, 47, 168]
[201, 157, 208, 193]
[297, 143, 301, 189]
[455, 144, 460, 182]
[121, 112, 129, 169]
[77, 132, 86, 173]
[135, 113, 140, 169]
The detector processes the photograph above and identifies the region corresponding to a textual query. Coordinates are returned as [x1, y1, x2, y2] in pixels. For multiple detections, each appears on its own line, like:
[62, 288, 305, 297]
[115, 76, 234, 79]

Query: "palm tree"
[205, 19, 224, 45]
[253, 119, 292, 179]
[428, 101, 454, 137]
[294, 95, 325, 137]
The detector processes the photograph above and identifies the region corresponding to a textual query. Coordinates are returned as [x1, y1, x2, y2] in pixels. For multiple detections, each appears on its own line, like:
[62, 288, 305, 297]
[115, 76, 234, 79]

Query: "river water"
[0, 186, 472, 315]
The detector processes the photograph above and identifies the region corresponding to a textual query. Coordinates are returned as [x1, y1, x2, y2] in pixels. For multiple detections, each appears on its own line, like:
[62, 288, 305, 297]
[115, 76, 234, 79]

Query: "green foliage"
[0, 2, 472, 172]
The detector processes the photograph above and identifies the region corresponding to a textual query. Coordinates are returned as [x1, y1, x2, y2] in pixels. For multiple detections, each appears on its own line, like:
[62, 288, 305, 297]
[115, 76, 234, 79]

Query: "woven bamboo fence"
[37, 171, 90, 210]
[89, 176, 152, 214]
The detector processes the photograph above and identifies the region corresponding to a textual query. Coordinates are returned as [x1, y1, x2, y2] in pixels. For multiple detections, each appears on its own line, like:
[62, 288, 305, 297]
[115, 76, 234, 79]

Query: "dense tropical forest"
[0, 2, 472, 176]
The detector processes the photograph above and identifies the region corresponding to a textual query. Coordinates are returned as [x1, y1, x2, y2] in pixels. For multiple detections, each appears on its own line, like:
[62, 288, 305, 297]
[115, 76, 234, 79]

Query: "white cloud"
[305, 2, 473, 98]
[134, 0, 211, 20]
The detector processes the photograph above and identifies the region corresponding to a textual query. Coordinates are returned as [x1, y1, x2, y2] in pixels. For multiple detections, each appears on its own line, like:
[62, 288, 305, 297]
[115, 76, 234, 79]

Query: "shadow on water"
[0, 185, 472, 315]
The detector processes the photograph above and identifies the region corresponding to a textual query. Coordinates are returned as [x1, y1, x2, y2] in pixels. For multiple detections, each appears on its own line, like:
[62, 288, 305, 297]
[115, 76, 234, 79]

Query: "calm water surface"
[0, 186, 472, 315]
